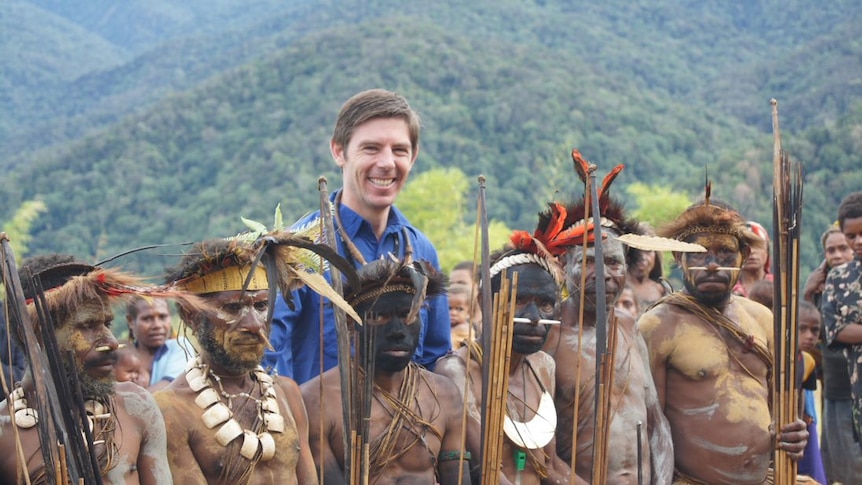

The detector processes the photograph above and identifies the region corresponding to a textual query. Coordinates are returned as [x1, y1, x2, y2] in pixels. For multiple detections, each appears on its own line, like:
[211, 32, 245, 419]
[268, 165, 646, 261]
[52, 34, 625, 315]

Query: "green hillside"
[1, 0, 860, 278]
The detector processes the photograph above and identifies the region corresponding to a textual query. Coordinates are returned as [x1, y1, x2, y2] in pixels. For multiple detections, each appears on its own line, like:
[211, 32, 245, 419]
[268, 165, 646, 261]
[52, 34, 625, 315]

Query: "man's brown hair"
[331, 89, 421, 154]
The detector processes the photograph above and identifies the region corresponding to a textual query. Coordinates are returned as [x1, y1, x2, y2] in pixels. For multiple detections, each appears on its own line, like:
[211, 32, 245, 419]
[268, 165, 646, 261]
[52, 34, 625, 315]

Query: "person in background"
[796, 301, 828, 485]
[614, 282, 640, 319]
[804, 224, 860, 484]
[732, 220, 772, 297]
[626, 223, 668, 314]
[450, 260, 482, 333]
[126, 296, 191, 392]
[114, 339, 149, 388]
[264, 89, 450, 384]
[447, 283, 476, 348]
[822, 191, 862, 455]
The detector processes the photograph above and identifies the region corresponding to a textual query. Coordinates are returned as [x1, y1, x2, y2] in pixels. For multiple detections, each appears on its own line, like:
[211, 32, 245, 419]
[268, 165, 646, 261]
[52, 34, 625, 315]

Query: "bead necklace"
[185, 357, 283, 461]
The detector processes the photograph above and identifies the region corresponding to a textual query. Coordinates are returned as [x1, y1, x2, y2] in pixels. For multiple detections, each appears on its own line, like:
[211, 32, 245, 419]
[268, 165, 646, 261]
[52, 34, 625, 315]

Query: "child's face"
[115, 353, 143, 386]
[448, 294, 471, 326]
[798, 310, 821, 353]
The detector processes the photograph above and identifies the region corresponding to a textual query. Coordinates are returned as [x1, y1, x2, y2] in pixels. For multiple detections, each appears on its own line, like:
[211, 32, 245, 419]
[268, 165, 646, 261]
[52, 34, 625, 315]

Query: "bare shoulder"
[637, 301, 675, 336]
[434, 347, 468, 378]
[421, 366, 462, 400]
[274, 375, 302, 397]
[732, 296, 774, 335]
[300, 368, 340, 408]
[115, 381, 161, 417]
[734, 296, 772, 321]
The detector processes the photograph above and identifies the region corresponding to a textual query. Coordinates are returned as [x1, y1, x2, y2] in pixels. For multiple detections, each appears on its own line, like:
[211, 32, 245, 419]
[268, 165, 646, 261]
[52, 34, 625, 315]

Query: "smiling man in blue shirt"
[263, 89, 450, 384]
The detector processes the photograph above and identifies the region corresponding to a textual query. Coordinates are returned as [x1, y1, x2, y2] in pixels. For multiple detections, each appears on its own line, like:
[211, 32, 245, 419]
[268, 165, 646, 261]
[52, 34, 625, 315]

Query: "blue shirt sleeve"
[407, 228, 451, 370]
[263, 291, 299, 379]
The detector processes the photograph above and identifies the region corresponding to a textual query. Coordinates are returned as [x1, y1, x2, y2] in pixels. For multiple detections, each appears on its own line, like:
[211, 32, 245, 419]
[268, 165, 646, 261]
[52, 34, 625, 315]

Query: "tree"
[1, 200, 47, 262]
[398, 167, 511, 272]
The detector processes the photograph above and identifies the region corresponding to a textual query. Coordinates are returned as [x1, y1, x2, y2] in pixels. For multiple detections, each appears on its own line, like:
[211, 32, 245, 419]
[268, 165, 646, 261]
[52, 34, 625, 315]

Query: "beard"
[197, 322, 262, 373]
[67, 357, 115, 399]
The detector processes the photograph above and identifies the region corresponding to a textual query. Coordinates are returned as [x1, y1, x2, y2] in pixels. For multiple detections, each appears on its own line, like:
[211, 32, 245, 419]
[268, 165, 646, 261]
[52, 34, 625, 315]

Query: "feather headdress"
[165, 232, 362, 324]
[658, 191, 765, 253]
[19, 254, 209, 342]
[345, 257, 445, 326]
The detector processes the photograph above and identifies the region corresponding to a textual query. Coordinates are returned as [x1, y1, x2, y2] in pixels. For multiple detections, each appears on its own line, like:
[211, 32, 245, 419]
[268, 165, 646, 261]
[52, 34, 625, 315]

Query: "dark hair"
[798, 299, 819, 318]
[163, 239, 251, 284]
[820, 224, 843, 249]
[125, 296, 169, 319]
[331, 89, 421, 155]
[837, 192, 862, 229]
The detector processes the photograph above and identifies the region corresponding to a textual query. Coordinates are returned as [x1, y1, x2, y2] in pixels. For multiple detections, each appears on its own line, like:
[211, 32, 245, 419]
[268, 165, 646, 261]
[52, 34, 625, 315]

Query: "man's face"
[55, 296, 119, 398]
[565, 235, 627, 312]
[824, 231, 852, 268]
[798, 310, 821, 353]
[195, 290, 269, 373]
[127, 299, 172, 350]
[679, 233, 745, 307]
[842, 216, 862, 259]
[333, 117, 417, 218]
[356, 291, 422, 374]
[494, 264, 559, 355]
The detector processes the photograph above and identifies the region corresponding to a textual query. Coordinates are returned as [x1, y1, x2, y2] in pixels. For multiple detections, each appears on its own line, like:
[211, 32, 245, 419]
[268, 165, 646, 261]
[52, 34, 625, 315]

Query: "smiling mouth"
[369, 177, 395, 188]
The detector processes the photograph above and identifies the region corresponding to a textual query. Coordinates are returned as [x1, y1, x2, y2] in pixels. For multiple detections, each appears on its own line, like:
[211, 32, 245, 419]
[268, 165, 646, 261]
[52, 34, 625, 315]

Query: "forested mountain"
[1, 0, 860, 276]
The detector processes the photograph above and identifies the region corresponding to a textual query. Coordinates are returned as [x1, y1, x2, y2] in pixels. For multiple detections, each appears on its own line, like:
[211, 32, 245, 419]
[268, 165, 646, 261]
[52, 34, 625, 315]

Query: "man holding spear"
[637, 195, 809, 484]
[541, 153, 674, 484]
[0, 253, 177, 484]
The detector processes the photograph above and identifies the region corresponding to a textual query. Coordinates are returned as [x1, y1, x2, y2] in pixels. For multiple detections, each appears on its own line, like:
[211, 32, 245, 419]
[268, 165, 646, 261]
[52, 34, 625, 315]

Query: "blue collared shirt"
[262, 191, 451, 384]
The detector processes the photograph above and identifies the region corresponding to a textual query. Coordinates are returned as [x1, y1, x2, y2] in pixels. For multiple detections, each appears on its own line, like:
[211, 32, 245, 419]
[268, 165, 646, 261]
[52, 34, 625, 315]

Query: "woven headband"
[173, 265, 269, 294]
[672, 225, 746, 243]
[349, 283, 417, 307]
[488, 253, 562, 285]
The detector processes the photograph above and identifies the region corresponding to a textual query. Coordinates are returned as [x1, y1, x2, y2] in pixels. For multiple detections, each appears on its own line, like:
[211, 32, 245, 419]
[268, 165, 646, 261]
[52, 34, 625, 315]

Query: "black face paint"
[493, 263, 559, 355]
[357, 292, 421, 373]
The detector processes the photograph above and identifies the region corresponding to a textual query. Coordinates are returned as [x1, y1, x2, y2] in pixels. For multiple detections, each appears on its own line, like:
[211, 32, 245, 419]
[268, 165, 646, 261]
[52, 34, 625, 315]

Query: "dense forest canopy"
[1, 0, 860, 278]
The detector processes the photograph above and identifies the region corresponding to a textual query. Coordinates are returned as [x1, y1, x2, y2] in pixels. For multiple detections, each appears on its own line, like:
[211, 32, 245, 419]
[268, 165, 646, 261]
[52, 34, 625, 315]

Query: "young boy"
[798, 301, 827, 485]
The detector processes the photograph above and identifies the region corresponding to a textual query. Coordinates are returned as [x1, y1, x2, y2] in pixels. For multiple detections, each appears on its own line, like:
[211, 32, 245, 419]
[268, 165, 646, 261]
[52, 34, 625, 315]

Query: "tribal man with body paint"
[435, 229, 573, 485]
[0, 253, 173, 484]
[302, 258, 471, 484]
[637, 197, 809, 485]
[541, 202, 675, 484]
[154, 237, 339, 485]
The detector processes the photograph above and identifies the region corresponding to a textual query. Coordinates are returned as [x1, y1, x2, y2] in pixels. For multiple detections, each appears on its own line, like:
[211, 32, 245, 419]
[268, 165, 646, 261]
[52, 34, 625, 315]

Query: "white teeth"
[369, 177, 395, 187]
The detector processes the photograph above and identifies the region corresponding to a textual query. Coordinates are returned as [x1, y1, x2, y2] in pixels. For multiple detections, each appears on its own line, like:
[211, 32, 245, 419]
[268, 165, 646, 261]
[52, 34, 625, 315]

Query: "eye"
[364, 312, 389, 325]
[538, 301, 555, 313]
[254, 301, 269, 312]
[223, 302, 243, 313]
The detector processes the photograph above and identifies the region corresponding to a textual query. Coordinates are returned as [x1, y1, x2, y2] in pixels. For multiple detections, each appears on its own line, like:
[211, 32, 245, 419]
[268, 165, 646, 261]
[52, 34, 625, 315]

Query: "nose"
[95, 331, 119, 352]
[238, 307, 266, 334]
[518, 302, 541, 325]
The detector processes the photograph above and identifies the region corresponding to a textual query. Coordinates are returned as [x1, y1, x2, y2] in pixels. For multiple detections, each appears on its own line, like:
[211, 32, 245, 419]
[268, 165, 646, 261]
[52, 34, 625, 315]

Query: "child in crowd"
[114, 340, 149, 389]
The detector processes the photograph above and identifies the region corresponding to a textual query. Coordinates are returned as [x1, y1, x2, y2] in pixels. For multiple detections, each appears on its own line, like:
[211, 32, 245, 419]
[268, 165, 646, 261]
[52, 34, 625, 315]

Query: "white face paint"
[565, 235, 627, 310]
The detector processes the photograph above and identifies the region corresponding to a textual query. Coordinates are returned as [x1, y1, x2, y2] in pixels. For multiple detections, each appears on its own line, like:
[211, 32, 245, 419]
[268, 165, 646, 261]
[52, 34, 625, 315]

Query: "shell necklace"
[9, 386, 114, 432]
[185, 357, 283, 461]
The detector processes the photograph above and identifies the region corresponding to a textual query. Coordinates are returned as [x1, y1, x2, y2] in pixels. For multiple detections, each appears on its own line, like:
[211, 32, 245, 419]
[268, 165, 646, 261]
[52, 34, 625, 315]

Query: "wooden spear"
[769, 99, 804, 482]
[318, 177, 356, 483]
